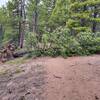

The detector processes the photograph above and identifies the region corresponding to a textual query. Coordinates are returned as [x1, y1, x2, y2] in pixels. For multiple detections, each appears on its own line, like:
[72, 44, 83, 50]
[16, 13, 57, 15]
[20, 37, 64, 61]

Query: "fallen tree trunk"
[13, 49, 28, 58]
[0, 44, 15, 62]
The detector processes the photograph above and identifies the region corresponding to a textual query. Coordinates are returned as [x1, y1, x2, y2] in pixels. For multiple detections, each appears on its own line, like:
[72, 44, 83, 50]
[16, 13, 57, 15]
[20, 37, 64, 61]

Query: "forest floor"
[0, 55, 100, 100]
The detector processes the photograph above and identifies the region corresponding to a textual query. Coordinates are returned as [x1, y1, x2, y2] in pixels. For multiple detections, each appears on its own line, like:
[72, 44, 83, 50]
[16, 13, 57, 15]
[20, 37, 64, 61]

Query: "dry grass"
[5, 57, 30, 65]
[0, 68, 9, 75]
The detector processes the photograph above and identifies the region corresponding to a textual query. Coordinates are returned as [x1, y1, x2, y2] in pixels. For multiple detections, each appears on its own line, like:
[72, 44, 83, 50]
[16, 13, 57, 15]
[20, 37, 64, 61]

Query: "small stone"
[19, 96, 25, 100]
[95, 96, 99, 100]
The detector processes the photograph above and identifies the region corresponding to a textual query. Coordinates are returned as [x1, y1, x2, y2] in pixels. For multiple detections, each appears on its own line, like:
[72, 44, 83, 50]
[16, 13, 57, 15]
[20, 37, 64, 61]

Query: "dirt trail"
[0, 55, 100, 100]
[43, 55, 100, 100]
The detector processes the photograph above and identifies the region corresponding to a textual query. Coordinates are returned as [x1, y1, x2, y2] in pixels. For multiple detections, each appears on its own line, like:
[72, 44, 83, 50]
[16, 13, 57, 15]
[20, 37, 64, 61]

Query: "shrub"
[41, 27, 82, 57]
[67, 38, 83, 55]
[94, 32, 100, 37]
[77, 32, 94, 47]
[25, 32, 38, 51]
[77, 32, 100, 54]
[25, 29, 100, 57]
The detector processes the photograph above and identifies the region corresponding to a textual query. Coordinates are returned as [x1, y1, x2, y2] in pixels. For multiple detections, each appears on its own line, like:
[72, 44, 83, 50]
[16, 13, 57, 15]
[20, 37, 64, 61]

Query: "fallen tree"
[0, 43, 29, 63]
[0, 43, 15, 62]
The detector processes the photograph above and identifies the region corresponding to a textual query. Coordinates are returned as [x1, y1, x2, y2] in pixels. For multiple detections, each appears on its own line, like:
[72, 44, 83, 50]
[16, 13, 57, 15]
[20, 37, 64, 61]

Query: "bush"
[94, 32, 100, 37]
[25, 32, 38, 51]
[77, 32, 94, 47]
[25, 29, 100, 57]
[77, 32, 100, 54]
[40, 27, 83, 57]
[67, 38, 83, 55]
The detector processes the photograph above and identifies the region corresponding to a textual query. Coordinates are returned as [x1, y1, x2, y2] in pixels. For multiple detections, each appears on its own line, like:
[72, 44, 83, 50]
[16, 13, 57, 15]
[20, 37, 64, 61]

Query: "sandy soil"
[0, 55, 100, 100]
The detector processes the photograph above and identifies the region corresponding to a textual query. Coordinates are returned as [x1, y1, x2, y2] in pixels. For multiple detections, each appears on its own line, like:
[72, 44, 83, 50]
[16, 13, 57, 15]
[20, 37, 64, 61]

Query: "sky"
[0, 0, 8, 7]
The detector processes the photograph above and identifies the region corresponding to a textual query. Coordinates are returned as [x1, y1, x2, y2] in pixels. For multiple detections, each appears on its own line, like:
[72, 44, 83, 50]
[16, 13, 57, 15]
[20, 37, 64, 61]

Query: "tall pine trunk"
[0, 24, 3, 44]
[19, 0, 26, 48]
[32, 0, 40, 34]
[92, 6, 97, 33]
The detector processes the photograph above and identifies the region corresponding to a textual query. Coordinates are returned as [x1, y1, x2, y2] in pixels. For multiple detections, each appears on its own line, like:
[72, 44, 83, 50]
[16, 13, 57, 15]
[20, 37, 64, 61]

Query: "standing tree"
[67, 0, 100, 34]
[6, 0, 26, 48]
[49, 0, 68, 30]
[18, 0, 26, 48]
[27, 0, 56, 33]
[27, 0, 40, 34]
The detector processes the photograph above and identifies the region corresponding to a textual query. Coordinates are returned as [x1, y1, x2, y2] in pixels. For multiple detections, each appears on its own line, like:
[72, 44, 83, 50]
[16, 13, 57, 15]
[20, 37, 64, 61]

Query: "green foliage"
[25, 32, 38, 50]
[49, 0, 68, 29]
[0, 0, 100, 58]
[77, 32, 94, 47]
[67, 0, 100, 33]
[25, 27, 82, 57]
[0, 0, 20, 46]
[26, 29, 100, 57]
[77, 32, 100, 54]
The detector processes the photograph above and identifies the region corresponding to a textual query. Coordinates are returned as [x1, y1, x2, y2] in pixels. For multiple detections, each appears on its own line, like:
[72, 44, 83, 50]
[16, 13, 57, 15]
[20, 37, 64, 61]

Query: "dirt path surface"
[0, 55, 100, 100]
[44, 55, 100, 100]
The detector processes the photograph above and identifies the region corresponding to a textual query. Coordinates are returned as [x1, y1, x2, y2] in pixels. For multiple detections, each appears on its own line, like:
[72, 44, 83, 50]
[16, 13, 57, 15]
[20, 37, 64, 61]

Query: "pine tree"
[7, 0, 26, 48]
[27, 0, 40, 34]
[49, 0, 68, 29]
[27, 0, 56, 33]
[39, 0, 56, 32]
[0, 7, 7, 44]
[67, 0, 100, 34]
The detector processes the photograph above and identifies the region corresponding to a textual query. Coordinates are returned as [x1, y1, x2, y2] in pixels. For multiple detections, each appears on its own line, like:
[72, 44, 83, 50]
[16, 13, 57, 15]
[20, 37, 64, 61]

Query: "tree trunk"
[19, 0, 26, 48]
[32, 0, 41, 41]
[92, 6, 97, 33]
[32, 0, 40, 34]
[0, 24, 3, 44]
[32, 11, 38, 34]
[0, 24, 3, 36]
[80, 5, 87, 27]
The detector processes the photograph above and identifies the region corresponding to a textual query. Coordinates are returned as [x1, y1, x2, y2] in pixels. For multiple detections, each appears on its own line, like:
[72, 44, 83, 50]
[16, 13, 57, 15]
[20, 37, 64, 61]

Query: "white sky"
[0, 0, 8, 7]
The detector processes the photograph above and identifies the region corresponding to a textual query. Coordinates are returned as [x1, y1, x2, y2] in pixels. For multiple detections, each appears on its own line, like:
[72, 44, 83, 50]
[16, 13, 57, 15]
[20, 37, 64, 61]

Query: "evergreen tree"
[6, 0, 26, 48]
[67, 0, 100, 34]
[27, 0, 56, 33]
[27, 0, 40, 34]
[49, 0, 68, 30]
[0, 7, 6, 44]
[3, 0, 20, 44]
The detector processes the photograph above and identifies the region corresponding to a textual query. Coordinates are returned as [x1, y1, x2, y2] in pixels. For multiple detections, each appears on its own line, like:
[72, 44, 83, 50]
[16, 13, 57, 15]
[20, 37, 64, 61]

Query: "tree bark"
[92, 6, 97, 33]
[0, 24, 3, 37]
[0, 24, 3, 43]
[32, 10, 38, 34]
[32, 0, 39, 34]
[19, 0, 26, 48]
